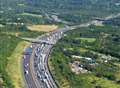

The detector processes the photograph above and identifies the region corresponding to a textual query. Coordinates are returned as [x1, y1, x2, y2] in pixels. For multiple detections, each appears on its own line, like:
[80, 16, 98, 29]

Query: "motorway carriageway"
[23, 29, 64, 88]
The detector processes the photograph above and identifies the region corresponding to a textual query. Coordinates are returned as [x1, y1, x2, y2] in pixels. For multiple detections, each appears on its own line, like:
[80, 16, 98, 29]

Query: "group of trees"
[1, 0, 120, 25]
[50, 25, 120, 88]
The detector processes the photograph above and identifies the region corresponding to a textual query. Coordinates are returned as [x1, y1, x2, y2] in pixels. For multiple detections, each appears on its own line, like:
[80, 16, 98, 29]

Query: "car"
[24, 70, 29, 75]
[37, 47, 41, 52]
[30, 45, 33, 48]
[35, 52, 39, 57]
[25, 63, 29, 68]
[23, 55, 26, 59]
[41, 44, 44, 49]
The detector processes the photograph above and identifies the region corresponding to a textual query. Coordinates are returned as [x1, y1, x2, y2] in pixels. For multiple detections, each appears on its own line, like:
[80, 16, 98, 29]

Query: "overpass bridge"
[20, 37, 55, 45]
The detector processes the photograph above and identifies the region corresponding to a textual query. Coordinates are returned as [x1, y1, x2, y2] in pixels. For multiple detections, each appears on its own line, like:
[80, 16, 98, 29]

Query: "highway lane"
[29, 45, 45, 88]
[35, 33, 60, 88]
[23, 45, 37, 88]
[23, 32, 60, 88]
[70, 13, 120, 29]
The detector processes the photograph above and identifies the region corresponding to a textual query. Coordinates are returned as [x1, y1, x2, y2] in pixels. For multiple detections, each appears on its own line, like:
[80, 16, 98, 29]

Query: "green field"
[77, 38, 96, 43]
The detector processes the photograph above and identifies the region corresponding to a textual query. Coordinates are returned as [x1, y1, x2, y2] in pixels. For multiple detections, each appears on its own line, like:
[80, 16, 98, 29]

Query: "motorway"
[22, 12, 120, 88]
[23, 28, 67, 88]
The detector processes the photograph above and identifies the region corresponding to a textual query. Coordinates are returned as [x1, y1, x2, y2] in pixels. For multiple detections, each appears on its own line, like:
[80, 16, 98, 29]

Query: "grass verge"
[6, 41, 30, 88]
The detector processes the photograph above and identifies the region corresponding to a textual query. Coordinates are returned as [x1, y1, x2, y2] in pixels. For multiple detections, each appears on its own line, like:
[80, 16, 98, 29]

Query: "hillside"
[1, 0, 120, 24]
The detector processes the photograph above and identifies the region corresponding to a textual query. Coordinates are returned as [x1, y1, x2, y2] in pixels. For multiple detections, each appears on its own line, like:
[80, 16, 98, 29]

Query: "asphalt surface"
[23, 28, 66, 88]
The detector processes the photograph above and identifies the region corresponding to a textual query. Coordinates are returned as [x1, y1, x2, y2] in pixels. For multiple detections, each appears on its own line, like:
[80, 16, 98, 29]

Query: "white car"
[25, 70, 29, 75]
